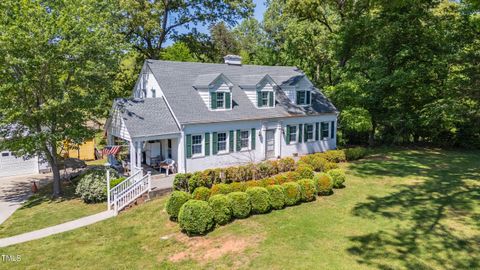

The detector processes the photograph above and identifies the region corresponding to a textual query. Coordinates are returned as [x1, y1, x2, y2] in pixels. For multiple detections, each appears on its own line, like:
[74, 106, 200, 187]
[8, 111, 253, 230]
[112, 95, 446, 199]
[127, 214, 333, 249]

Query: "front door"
[265, 129, 276, 159]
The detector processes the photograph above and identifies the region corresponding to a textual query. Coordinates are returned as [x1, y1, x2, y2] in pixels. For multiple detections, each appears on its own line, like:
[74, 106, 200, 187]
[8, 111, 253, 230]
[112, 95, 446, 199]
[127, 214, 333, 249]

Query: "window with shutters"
[296, 90, 311, 105]
[191, 134, 203, 156]
[305, 124, 314, 141]
[261, 92, 269, 106]
[216, 92, 225, 108]
[321, 122, 329, 139]
[240, 130, 249, 150]
[289, 126, 297, 143]
[217, 132, 227, 153]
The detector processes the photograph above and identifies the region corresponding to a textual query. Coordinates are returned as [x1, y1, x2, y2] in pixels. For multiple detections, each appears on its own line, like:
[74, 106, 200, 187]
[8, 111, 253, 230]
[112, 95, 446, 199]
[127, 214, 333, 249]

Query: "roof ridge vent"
[224, 55, 242, 66]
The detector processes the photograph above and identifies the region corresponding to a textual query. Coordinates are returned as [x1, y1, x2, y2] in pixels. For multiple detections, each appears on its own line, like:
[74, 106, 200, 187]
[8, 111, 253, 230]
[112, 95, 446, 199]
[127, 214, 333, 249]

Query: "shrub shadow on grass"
[347, 148, 480, 270]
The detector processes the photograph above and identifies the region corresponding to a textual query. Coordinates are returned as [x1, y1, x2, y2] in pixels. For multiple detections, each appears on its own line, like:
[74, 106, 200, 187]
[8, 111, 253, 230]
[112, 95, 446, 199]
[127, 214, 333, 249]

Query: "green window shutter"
[229, 130, 234, 152]
[286, 125, 291, 144]
[304, 124, 308, 142]
[306, 91, 311, 104]
[330, 121, 335, 139]
[298, 124, 303, 143]
[257, 91, 262, 107]
[315, 122, 320, 141]
[186, 134, 192, 158]
[268, 92, 274, 107]
[212, 132, 218, 155]
[236, 129, 241, 151]
[210, 92, 217, 109]
[205, 133, 210, 156]
[225, 92, 231, 109]
[296, 91, 301, 105]
[251, 128, 256, 150]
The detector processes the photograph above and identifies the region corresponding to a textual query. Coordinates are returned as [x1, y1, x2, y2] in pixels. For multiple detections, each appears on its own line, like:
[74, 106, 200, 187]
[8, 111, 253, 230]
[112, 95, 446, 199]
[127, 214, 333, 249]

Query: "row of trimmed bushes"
[166, 169, 346, 235]
[174, 148, 366, 194]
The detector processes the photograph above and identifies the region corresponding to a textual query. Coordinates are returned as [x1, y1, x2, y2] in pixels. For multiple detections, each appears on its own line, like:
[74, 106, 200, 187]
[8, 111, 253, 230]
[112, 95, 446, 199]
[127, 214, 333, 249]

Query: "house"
[0, 151, 49, 177]
[105, 55, 338, 174]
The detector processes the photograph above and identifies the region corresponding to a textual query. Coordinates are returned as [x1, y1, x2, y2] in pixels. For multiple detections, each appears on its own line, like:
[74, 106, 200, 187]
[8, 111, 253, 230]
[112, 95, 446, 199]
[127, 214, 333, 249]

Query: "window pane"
[306, 124, 314, 140]
[240, 131, 249, 148]
[261, 92, 269, 106]
[321, 122, 329, 138]
[218, 133, 227, 151]
[192, 135, 202, 154]
[289, 126, 297, 142]
[216, 92, 224, 108]
[298, 91, 306, 104]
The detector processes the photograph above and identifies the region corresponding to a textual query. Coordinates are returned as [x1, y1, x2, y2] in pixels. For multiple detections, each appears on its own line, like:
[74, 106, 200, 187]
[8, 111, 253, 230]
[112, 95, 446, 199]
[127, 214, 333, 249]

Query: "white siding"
[109, 108, 131, 141]
[133, 66, 164, 99]
[283, 86, 296, 103]
[179, 114, 337, 173]
[197, 81, 232, 110]
[0, 151, 39, 177]
[243, 82, 274, 108]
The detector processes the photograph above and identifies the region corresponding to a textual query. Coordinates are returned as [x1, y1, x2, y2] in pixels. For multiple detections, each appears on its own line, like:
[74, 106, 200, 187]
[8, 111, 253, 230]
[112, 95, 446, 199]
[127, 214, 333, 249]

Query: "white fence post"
[147, 171, 152, 191]
[105, 164, 111, 211]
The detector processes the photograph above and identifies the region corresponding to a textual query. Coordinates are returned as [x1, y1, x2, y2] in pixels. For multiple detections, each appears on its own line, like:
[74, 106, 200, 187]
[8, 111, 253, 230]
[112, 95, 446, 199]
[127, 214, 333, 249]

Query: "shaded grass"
[0, 177, 105, 238]
[1, 148, 479, 270]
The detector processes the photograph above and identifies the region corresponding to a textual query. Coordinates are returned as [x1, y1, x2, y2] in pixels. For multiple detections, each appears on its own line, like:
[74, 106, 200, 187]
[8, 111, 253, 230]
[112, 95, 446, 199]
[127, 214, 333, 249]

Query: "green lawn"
[1, 148, 479, 270]
[0, 177, 105, 238]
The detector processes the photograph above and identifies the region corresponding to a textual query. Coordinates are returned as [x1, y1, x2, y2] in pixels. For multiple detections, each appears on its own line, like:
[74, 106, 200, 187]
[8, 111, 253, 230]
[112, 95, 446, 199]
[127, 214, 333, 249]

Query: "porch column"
[276, 121, 283, 158]
[136, 140, 143, 169]
[261, 122, 267, 160]
[178, 131, 185, 173]
[129, 140, 136, 173]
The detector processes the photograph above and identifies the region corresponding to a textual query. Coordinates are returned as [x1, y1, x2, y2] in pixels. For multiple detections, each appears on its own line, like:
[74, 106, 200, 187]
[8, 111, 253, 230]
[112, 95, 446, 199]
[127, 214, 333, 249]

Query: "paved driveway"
[0, 173, 52, 225]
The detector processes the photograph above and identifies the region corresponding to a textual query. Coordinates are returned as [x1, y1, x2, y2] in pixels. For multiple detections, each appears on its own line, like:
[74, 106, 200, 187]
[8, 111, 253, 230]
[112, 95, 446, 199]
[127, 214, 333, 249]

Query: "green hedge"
[313, 173, 333, 195]
[295, 164, 315, 179]
[266, 185, 285, 210]
[328, 169, 346, 188]
[227, 192, 251, 218]
[178, 200, 214, 235]
[246, 187, 271, 214]
[173, 173, 192, 192]
[210, 183, 233, 195]
[298, 179, 317, 202]
[192, 187, 210, 201]
[208, 194, 232, 225]
[344, 147, 369, 161]
[166, 191, 191, 220]
[282, 182, 301, 206]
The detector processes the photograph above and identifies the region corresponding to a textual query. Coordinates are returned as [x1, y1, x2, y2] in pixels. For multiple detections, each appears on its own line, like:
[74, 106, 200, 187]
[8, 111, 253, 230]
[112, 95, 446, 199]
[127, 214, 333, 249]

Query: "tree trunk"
[368, 119, 376, 147]
[44, 143, 62, 198]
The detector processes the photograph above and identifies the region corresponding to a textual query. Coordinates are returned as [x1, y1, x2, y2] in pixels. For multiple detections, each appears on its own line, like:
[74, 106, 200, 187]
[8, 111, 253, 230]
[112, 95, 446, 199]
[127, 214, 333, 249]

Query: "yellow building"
[61, 139, 96, 161]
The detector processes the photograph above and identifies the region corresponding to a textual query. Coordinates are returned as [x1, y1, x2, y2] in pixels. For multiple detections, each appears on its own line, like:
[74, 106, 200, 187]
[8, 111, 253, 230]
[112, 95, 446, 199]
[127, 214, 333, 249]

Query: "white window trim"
[296, 90, 311, 106]
[217, 132, 229, 155]
[305, 123, 315, 142]
[257, 90, 275, 109]
[210, 90, 232, 111]
[239, 130, 250, 151]
[288, 125, 298, 144]
[321, 122, 330, 140]
[191, 134, 204, 158]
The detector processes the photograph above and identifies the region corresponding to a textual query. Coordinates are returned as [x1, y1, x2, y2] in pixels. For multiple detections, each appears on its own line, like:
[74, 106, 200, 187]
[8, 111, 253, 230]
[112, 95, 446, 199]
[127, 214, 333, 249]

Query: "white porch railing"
[107, 167, 151, 215]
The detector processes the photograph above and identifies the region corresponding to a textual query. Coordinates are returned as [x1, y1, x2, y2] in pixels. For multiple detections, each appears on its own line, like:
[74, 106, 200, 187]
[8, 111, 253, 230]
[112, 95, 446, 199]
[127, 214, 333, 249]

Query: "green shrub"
[305, 155, 329, 172]
[246, 187, 271, 214]
[178, 200, 215, 235]
[165, 191, 191, 219]
[257, 161, 278, 178]
[324, 162, 339, 171]
[260, 177, 277, 187]
[284, 171, 302, 182]
[208, 194, 232, 225]
[344, 147, 369, 161]
[109, 177, 125, 189]
[298, 179, 317, 202]
[245, 180, 261, 189]
[295, 164, 315, 179]
[173, 173, 191, 192]
[282, 182, 302, 206]
[225, 166, 241, 182]
[210, 183, 233, 195]
[188, 172, 210, 193]
[230, 181, 246, 192]
[328, 169, 346, 188]
[238, 164, 253, 181]
[278, 157, 295, 172]
[227, 192, 251, 218]
[313, 173, 333, 195]
[192, 187, 211, 201]
[321, 150, 346, 163]
[75, 169, 119, 203]
[273, 173, 289, 185]
[266, 185, 285, 210]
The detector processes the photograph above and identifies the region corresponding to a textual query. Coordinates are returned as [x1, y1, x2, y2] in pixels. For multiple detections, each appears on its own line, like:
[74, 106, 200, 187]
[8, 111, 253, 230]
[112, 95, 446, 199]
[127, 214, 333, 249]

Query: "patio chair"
[159, 159, 176, 176]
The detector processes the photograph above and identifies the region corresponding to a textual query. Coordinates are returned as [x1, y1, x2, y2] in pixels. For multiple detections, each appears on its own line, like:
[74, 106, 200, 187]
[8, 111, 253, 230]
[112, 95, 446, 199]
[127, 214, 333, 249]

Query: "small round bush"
[278, 157, 295, 172]
[328, 169, 346, 188]
[210, 183, 233, 195]
[295, 164, 314, 179]
[310, 155, 329, 172]
[344, 147, 368, 161]
[298, 179, 317, 202]
[192, 187, 211, 201]
[230, 181, 246, 192]
[246, 187, 271, 214]
[266, 185, 285, 210]
[284, 171, 302, 182]
[313, 173, 333, 195]
[178, 200, 215, 235]
[260, 177, 277, 187]
[227, 192, 251, 218]
[282, 182, 302, 206]
[166, 191, 191, 219]
[273, 173, 289, 185]
[75, 169, 119, 203]
[324, 162, 339, 171]
[245, 180, 261, 189]
[188, 172, 209, 192]
[321, 150, 346, 163]
[208, 194, 232, 225]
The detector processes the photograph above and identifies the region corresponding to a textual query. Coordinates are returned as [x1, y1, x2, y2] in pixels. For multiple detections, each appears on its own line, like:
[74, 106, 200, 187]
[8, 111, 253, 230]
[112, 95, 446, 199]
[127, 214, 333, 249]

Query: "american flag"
[102, 145, 121, 156]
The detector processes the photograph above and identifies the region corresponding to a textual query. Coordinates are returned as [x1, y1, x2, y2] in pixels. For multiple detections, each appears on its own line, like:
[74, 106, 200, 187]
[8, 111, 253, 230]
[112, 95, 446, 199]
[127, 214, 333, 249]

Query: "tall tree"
[120, 0, 254, 59]
[0, 0, 124, 197]
[210, 22, 240, 62]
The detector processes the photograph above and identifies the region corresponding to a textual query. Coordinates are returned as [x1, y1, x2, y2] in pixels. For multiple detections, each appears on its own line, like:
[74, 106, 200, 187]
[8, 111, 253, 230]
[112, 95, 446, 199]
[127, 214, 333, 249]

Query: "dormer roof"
[193, 73, 233, 89]
[238, 74, 277, 88]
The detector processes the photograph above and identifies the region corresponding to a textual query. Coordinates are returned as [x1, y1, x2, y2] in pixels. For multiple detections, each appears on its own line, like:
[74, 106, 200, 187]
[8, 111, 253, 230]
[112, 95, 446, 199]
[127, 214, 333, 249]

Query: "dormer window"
[211, 91, 231, 110]
[257, 90, 274, 108]
[296, 90, 311, 106]
[193, 73, 233, 111]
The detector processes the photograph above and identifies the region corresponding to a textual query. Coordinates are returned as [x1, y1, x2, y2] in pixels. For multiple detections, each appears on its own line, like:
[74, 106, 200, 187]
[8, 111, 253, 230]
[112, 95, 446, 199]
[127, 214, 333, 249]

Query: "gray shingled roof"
[114, 98, 180, 138]
[146, 60, 337, 125]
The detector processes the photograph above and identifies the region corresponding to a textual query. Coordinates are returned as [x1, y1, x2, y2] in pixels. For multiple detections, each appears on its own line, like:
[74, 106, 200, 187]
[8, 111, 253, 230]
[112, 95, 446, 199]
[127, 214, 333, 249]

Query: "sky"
[164, 0, 267, 46]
